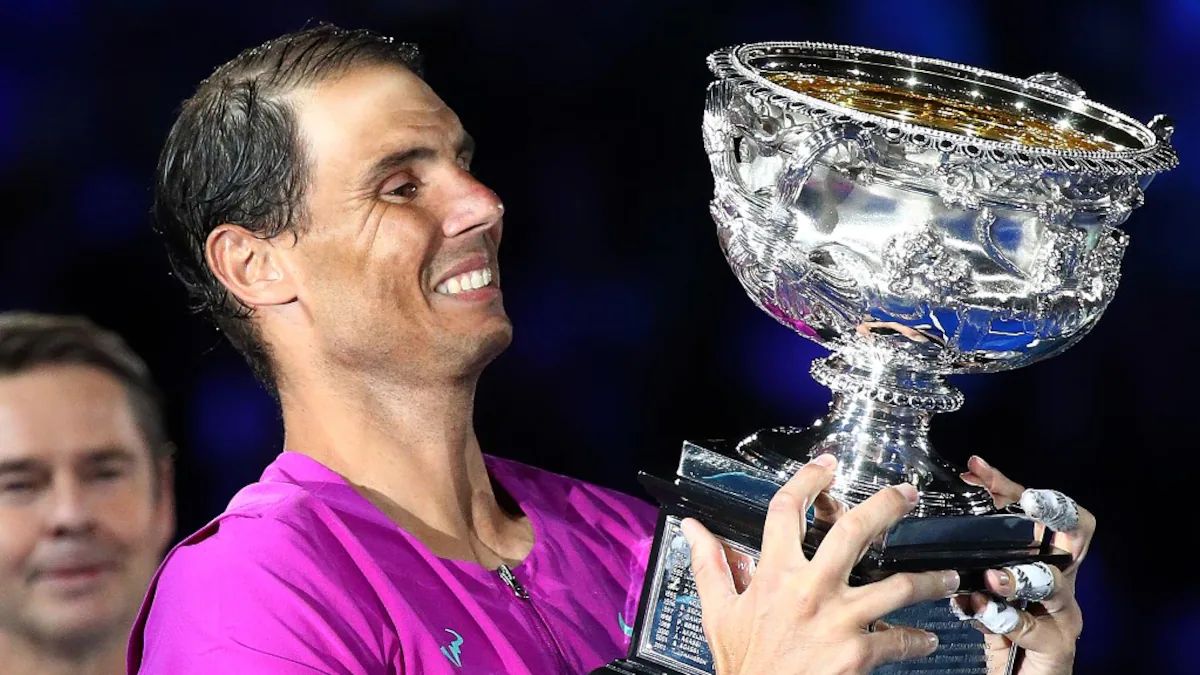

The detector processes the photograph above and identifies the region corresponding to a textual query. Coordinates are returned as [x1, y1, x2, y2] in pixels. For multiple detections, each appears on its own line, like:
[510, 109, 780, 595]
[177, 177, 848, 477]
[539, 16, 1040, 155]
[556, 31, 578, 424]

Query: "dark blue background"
[1, 1, 1196, 672]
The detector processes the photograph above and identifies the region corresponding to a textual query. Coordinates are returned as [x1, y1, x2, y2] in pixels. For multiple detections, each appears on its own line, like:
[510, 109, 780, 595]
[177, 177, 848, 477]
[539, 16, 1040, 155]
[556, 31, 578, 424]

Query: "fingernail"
[811, 454, 838, 469]
[987, 569, 1011, 592]
[894, 482, 919, 504]
[941, 570, 961, 593]
[959, 471, 985, 487]
[924, 631, 939, 649]
[970, 455, 990, 470]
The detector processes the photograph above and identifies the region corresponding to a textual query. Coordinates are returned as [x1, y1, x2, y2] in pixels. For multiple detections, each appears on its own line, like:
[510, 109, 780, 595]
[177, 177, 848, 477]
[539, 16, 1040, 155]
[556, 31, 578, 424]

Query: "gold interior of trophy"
[767, 72, 1127, 152]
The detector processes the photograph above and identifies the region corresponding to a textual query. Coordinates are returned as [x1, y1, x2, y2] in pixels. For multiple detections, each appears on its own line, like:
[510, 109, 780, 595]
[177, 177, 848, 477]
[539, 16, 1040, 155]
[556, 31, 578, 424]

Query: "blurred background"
[0, 0, 1195, 671]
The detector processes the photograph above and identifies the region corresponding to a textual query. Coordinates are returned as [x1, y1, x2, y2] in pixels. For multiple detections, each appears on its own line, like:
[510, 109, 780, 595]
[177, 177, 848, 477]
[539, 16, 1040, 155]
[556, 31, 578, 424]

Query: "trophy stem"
[737, 354, 994, 517]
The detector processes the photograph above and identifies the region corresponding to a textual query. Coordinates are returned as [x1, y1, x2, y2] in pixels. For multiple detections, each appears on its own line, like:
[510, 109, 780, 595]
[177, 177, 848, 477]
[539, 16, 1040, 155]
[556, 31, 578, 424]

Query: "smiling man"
[133, 26, 661, 674]
[0, 313, 174, 675]
[131, 25, 1088, 675]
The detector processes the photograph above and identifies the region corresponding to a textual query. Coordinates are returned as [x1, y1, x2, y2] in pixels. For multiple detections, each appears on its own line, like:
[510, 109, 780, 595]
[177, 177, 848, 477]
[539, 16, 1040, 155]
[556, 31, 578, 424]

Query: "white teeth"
[436, 268, 494, 295]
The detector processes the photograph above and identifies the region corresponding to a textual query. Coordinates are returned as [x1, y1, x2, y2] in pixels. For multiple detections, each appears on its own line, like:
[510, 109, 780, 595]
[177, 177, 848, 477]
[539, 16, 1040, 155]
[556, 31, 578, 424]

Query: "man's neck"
[0, 631, 124, 675]
[278, 367, 532, 568]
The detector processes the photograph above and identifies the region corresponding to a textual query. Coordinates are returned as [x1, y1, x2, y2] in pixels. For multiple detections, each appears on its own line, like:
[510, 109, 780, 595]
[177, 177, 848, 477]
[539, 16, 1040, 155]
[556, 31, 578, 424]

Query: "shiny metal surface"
[703, 42, 1177, 515]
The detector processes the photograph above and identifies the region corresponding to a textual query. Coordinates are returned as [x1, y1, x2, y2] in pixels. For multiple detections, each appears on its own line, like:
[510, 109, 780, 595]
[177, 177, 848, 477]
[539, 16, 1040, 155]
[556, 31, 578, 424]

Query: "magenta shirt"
[128, 452, 656, 674]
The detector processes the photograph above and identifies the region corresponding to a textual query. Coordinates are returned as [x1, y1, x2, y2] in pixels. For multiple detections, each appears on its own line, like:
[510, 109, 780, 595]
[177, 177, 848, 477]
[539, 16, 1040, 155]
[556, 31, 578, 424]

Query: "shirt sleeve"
[131, 515, 393, 675]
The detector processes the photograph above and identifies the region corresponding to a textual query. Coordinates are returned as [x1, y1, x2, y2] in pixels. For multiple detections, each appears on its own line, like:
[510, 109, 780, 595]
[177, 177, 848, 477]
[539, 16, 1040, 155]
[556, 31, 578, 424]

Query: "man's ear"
[205, 224, 297, 309]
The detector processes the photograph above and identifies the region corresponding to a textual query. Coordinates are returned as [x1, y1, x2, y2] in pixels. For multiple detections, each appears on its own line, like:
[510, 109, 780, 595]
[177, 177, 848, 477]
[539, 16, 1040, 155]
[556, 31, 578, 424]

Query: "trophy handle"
[703, 80, 875, 216]
[773, 120, 872, 211]
[1148, 113, 1175, 142]
[1025, 71, 1087, 97]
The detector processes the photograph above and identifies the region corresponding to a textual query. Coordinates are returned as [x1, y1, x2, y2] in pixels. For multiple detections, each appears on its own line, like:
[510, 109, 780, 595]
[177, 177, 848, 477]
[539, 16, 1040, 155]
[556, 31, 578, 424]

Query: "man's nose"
[46, 475, 97, 537]
[441, 170, 504, 239]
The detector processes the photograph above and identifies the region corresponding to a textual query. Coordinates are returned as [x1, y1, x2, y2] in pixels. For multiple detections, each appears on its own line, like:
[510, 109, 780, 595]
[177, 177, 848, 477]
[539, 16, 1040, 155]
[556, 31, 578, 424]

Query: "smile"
[435, 267, 494, 295]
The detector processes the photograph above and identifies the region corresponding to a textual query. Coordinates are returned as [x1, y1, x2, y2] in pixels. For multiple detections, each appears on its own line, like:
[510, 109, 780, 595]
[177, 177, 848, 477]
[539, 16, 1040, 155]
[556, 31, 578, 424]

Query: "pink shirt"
[128, 452, 656, 674]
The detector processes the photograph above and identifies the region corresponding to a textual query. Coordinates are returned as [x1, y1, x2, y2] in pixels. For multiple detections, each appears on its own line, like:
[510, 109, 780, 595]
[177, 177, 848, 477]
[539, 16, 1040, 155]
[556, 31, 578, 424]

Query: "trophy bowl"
[594, 42, 1177, 675]
[702, 42, 1177, 516]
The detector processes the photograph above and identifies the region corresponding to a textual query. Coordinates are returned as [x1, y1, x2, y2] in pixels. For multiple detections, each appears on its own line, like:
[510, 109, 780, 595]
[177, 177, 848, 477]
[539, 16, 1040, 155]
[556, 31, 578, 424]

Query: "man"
[0, 313, 174, 675]
[134, 25, 1090, 674]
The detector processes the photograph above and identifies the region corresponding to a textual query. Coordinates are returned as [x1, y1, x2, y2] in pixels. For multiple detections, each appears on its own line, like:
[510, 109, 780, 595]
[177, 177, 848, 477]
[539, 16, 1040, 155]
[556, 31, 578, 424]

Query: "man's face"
[280, 64, 511, 382]
[0, 365, 172, 650]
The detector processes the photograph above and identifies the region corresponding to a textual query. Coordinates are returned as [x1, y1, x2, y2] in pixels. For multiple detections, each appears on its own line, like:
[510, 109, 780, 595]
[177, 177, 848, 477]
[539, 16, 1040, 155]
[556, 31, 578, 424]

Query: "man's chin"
[470, 322, 514, 368]
[24, 603, 128, 651]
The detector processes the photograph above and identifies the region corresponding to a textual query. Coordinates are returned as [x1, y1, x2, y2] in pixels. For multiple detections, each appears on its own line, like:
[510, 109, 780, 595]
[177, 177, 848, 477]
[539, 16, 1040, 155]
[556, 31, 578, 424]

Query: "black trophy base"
[593, 440, 1070, 675]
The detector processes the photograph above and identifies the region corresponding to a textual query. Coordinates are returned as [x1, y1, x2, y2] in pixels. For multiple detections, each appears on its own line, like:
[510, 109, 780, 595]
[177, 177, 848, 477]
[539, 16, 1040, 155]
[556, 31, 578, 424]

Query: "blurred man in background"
[0, 313, 174, 675]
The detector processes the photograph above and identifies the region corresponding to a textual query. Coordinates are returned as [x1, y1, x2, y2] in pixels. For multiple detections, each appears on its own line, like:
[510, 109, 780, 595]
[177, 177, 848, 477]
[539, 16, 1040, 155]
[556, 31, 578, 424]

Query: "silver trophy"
[597, 42, 1176, 675]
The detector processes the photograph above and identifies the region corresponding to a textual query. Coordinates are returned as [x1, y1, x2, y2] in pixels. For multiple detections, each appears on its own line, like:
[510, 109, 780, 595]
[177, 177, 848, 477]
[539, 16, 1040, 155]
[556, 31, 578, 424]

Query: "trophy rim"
[707, 41, 1178, 177]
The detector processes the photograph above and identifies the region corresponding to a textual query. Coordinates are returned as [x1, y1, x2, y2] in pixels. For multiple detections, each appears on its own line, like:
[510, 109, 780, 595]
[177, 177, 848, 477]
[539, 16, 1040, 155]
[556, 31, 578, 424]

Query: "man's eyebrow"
[359, 133, 477, 190]
[0, 458, 40, 475]
[360, 146, 437, 189]
[80, 448, 137, 465]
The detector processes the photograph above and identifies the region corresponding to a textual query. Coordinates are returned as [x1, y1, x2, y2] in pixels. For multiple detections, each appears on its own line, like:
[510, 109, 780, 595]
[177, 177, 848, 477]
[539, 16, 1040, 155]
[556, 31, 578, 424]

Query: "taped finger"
[996, 562, 1056, 602]
[1019, 489, 1080, 533]
[974, 598, 1021, 634]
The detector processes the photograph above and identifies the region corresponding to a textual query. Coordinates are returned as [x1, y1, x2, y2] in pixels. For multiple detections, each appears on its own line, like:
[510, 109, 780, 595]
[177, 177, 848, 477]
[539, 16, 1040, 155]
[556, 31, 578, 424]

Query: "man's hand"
[681, 455, 962, 674]
[957, 456, 1096, 675]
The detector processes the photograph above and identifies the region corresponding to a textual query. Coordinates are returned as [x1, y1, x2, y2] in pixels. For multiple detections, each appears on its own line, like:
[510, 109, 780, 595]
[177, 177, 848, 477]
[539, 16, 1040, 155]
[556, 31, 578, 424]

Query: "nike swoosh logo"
[440, 628, 464, 667]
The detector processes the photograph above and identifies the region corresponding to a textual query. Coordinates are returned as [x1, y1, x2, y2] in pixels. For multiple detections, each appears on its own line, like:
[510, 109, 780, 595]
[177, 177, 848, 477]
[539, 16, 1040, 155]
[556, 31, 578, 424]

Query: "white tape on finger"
[949, 598, 973, 621]
[1007, 561, 1056, 602]
[1019, 489, 1080, 533]
[976, 599, 1021, 634]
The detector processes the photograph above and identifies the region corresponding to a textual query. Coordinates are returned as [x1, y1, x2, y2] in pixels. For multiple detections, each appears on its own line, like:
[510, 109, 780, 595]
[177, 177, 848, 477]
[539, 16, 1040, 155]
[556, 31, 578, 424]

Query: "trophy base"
[594, 441, 1068, 675]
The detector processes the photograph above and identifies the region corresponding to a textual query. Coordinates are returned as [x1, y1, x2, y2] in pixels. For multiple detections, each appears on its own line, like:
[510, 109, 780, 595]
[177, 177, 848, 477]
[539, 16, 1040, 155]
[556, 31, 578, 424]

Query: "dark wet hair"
[0, 312, 170, 458]
[153, 24, 422, 388]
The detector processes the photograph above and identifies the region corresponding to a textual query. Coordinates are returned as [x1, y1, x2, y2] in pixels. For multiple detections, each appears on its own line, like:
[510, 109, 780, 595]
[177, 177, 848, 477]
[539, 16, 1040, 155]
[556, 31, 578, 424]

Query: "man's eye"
[0, 481, 36, 495]
[386, 183, 419, 200]
[92, 468, 124, 482]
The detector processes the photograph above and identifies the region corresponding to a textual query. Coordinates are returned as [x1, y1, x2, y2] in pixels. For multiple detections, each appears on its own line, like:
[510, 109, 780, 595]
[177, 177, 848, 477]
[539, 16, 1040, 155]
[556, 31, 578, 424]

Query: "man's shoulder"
[129, 479, 392, 673]
[155, 470, 391, 598]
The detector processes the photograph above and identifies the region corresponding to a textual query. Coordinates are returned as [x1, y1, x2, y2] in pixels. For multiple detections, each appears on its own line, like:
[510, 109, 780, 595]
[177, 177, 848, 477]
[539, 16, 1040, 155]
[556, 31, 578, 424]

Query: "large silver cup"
[705, 42, 1175, 509]
[595, 42, 1176, 675]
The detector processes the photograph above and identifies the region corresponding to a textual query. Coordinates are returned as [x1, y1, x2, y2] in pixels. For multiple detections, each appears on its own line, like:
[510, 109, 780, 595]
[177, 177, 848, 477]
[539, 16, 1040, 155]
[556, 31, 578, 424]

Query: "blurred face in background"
[0, 364, 172, 653]
[272, 64, 511, 383]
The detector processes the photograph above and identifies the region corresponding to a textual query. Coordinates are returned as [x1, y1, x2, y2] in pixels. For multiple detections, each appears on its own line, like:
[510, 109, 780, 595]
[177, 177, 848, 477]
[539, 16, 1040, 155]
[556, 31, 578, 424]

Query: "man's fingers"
[1057, 503, 1096, 575]
[985, 563, 1073, 613]
[863, 625, 939, 668]
[759, 454, 838, 569]
[812, 491, 846, 527]
[680, 518, 735, 613]
[961, 593, 1081, 655]
[846, 570, 961, 621]
[965, 455, 1025, 508]
[985, 563, 1054, 601]
[1019, 489, 1081, 534]
[810, 483, 919, 581]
